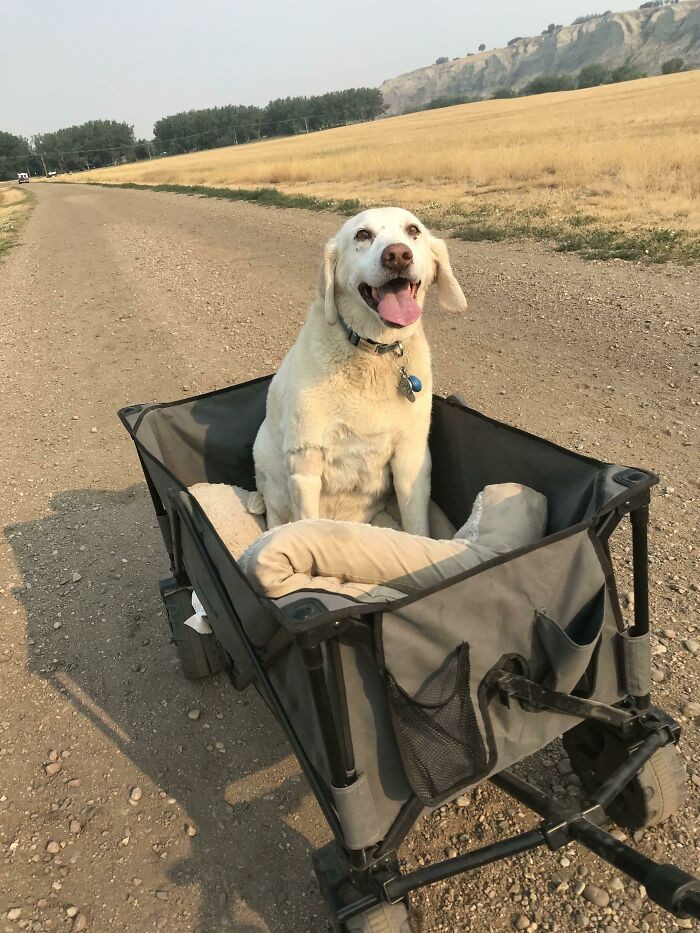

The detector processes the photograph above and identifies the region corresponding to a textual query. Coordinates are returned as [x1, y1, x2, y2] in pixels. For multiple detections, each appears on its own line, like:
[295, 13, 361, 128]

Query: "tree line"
[152, 88, 385, 155]
[0, 120, 141, 179]
[0, 87, 385, 180]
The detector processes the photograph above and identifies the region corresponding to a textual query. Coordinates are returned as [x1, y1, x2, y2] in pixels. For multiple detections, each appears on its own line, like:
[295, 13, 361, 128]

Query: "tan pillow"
[188, 484, 457, 603]
[240, 484, 547, 601]
[189, 483, 265, 559]
[188, 484, 456, 560]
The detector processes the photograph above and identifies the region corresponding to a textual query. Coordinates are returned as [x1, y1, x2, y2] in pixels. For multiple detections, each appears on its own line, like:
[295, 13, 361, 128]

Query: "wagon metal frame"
[120, 377, 700, 930]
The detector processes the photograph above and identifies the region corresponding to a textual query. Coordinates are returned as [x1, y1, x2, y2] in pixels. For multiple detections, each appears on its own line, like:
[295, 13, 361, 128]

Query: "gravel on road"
[0, 183, 698, 932]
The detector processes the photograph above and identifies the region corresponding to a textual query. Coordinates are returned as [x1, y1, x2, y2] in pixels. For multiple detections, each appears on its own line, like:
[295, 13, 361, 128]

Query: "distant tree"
[508, 37, 524, 46]
[435, 56, 449, 64]
[639, 0, 662, 7]
[541, 23, 561, 34]
[490, 87, 517, 98]
[478, 43, 486, 51]
[661, 57, 686, 74]
[0, 130, 32, 180]
[572, 13, 606, 24]
[521, 73, 575, 95]
[610, 63, 646, 82]
[263, 97, 306, 137]
[32, 120, 135, 171]
[577, 63, 612, 87]
[133, 143, 150, 160]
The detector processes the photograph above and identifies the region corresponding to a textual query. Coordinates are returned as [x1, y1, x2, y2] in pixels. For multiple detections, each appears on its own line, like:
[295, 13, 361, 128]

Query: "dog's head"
[318, 207, 467, 340]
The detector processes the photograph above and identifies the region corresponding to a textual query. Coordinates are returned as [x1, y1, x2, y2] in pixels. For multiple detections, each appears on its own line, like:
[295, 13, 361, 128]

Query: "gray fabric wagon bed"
[119, 375, 699, 931]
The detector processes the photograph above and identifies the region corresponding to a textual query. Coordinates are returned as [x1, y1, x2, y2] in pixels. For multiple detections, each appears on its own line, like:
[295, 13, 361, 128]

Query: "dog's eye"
[355, 228, 373, 242]
[406, 223, 421, 238]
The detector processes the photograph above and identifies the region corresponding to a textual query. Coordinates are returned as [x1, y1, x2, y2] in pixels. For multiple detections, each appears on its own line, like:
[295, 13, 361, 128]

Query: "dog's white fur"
[252, 207, 467, 536]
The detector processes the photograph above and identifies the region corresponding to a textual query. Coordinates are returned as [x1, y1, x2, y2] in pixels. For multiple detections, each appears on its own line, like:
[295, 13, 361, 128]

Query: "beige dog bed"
[189, 483, 547, 605]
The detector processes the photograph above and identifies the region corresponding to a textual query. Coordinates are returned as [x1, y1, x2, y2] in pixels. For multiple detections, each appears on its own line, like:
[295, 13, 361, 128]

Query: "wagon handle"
[568, 820, 700, 920]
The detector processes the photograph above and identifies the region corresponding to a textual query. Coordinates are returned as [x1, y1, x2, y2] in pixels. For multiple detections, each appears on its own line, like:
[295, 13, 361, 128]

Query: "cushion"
[188, 483, 456, 558]
[189, 483, 265, 559]
[240, 483, 547, 601]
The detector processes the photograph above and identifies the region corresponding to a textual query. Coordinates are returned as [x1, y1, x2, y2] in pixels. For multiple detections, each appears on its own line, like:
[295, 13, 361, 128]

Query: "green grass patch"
[566, 213, 597, 228]
[102, 181, 363, 215]
[452, 224, 508, 242]
[555, 226, 700, 263]
[446, 206, 697, 263]
[67, 180, 699, 264]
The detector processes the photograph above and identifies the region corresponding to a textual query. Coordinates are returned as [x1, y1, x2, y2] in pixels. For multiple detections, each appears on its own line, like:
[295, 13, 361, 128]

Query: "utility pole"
[39, 153, 48, 176]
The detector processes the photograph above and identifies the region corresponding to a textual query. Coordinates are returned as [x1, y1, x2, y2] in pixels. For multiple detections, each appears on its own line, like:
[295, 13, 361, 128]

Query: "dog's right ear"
[317, 239, 338, 325]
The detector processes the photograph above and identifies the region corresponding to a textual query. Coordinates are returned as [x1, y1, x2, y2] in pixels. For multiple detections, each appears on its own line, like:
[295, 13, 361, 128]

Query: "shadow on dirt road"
[6, 484, 327, 932]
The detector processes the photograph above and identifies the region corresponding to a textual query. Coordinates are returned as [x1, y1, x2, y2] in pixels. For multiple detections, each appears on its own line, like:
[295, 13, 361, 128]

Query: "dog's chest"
[321, 414, 396, 495]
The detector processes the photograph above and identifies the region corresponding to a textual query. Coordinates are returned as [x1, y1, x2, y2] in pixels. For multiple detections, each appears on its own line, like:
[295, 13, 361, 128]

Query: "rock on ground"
[0, 183, 698, 932]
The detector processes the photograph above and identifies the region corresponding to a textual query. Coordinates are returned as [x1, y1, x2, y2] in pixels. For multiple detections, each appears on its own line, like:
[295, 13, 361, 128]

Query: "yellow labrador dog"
[252, 207, 467, 536]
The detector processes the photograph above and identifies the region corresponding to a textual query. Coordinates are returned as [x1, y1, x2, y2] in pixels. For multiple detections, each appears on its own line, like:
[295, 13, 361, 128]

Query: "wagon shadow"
[7, 484, 329, 932]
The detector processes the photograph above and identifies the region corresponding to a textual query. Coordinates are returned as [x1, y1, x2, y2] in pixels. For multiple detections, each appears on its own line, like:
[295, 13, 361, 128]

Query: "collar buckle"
[338, 314, 403, 355]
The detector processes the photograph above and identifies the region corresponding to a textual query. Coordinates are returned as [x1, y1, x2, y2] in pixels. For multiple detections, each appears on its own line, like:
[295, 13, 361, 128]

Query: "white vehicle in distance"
[17, 172, 29, 184]
[47, 170, 57, 178]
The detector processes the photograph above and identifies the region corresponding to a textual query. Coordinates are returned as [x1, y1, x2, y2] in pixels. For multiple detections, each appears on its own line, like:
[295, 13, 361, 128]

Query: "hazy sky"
[1, 0, 641, 140]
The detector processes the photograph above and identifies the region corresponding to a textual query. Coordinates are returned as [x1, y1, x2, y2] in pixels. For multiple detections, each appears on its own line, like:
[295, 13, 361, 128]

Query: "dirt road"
[0, 183, 698, 933]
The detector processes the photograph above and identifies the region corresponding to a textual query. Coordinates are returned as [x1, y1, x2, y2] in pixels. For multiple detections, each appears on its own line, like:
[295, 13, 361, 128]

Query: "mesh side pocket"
[385, 643, 489, 806]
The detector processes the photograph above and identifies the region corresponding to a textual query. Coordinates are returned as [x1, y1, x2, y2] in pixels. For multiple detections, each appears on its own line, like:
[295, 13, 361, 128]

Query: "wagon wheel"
[160, 580, 224, 680]
[341, 901, 414, 933]
[312, 843, 415, 933]
[562, 720, 687, 830]
[172, 616, 224, 680]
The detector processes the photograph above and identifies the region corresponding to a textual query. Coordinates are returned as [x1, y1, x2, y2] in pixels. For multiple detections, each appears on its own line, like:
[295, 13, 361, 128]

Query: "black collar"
[337, 313, 403, 355]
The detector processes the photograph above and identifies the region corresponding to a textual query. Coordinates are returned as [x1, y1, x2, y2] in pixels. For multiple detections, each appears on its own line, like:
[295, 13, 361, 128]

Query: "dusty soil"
[0, 183, 698, 933]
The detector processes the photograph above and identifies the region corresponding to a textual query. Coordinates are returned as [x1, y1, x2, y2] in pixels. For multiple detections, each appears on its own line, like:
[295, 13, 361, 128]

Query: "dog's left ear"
[430, 235, 468, 313]
[317, 239, 338, 324]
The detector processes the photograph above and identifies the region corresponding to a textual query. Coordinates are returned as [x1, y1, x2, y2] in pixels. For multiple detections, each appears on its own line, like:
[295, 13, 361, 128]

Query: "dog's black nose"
[381, 243, 413, 272]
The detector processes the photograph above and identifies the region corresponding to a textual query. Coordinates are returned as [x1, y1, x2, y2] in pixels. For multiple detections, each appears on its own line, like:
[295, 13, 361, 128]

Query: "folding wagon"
[119, 376, 700, 931]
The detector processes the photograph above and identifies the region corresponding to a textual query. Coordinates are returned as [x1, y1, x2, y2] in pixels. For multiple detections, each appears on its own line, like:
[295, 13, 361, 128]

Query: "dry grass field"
[0, 184, 33, 259]
[57, 71, 700, 260]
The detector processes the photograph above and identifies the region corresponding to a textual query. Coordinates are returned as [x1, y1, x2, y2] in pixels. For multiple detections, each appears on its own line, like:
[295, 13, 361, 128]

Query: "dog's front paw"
[247, 491, 266, 515]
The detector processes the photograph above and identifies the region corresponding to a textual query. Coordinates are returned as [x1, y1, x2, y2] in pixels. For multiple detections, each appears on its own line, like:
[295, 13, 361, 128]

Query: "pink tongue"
[375, 280, 422, 326]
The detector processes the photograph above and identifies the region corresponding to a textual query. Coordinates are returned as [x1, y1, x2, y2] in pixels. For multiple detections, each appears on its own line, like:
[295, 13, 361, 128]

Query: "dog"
[252, 207, 467, 536]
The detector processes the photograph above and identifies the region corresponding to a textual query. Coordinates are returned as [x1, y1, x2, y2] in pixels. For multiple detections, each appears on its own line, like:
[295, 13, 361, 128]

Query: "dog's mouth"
[359, 278, 422, 328]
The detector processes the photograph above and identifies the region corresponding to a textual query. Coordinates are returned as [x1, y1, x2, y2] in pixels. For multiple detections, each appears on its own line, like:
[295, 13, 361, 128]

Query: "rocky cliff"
[381, 2, 700, 114]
